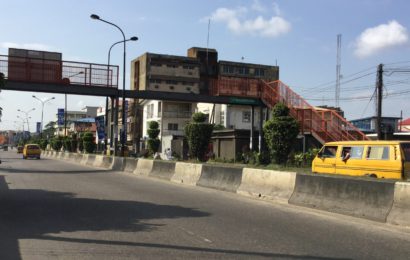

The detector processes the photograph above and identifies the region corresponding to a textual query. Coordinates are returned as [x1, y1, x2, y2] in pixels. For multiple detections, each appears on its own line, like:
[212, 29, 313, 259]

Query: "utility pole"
[335, 34, 342, 108]
[376, 64, 383, 140]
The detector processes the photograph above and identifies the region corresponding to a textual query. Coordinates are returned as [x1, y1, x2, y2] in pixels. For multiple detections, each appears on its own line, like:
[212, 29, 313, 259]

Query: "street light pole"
[32, 96, 55, 137]
[91, 14, 136, 157]
[106, 37, 138, 155]
[17, 108, 35, 132]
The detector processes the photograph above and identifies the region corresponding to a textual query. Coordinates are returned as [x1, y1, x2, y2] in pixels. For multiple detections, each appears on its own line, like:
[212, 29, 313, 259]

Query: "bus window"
[367, 146, 390, 160]
[341, 146, 364, 160]
[321, 146, 337, 158]
[401, 143, 410, 162]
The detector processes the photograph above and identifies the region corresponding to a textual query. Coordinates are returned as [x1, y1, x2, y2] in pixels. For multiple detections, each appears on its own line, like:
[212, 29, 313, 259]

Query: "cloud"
[251, 0, 266, 12]
[207, 2, 291, 38]
[354, 20, 409, 58]
[0, 42, 57, 52]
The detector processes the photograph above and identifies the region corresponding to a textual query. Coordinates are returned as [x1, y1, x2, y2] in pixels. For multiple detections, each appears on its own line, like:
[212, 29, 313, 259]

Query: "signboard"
[229, 97, 260, 105]
[95, 116, 105, 141]
[57, 108, 64, 126]
[36, 122, 41, 133]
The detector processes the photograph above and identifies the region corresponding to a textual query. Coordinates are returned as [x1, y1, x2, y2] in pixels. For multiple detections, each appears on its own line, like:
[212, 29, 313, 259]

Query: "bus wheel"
[369, 174, 377, 178]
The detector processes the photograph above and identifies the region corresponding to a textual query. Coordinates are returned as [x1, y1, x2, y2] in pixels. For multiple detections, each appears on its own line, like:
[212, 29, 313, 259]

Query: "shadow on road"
[0, 174, 351, 260]
[0, 175, 210, 260]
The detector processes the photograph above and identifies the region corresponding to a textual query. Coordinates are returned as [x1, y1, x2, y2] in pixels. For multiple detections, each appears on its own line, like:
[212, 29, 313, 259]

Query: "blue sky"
[1, 0, 410, 131]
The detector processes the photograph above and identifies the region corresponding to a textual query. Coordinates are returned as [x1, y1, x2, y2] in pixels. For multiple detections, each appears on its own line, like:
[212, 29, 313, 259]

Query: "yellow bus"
[312, 141, 410, 180]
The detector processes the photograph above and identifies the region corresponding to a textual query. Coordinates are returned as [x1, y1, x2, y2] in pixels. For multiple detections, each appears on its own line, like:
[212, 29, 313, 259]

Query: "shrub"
[82, 132, 95, 153]
[147, 121, 160, 155]
[185, 112, 213, 162]
[51, 136, 63, 151]
[39, 139, 48, 150]
[263, 103, 299, 165]
[63, 136, 72, 152]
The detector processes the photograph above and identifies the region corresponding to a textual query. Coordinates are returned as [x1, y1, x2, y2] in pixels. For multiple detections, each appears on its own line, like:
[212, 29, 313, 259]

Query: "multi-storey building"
[127, 47, 279, 159]
[130, 52, 203, 156]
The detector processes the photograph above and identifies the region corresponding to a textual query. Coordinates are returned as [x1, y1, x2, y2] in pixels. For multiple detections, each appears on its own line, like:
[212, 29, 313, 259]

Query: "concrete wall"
[44, 151, 410, 228]
[289, 173, 395, 222]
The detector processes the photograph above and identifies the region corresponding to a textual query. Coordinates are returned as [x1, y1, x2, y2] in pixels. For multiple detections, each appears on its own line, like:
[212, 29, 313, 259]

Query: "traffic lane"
[1, 151, 410, 259]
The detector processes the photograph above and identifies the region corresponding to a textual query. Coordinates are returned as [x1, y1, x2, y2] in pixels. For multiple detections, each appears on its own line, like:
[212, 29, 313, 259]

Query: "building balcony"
[159, 111, 192, 118]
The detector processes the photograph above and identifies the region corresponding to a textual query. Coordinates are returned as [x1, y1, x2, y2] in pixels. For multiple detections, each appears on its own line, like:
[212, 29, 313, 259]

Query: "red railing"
[261, 80, 368, 143]
[209, 77, 368, 143]
[210, 77, 262, 98]
[0, 54, 119, 88]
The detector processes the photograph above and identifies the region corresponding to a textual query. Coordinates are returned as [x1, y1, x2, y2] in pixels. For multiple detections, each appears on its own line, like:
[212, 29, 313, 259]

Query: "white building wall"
[197, 103, 264, 130]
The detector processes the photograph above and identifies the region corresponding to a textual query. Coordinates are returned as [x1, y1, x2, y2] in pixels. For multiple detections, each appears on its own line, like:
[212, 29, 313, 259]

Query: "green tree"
[263, 103, 299, 165]
[43, 121, 56, 140]
[184, 112, 213, 161]
[78, 133, 84, 153]
[51, 136, 63, 151]
[71, 133, 78, 153]
[147, 121, 160, 155]
[83, 132, 95, 153]
[63, 136, 72, 152]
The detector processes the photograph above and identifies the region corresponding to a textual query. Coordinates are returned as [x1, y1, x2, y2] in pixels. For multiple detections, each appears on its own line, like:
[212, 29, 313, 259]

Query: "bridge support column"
[250, 105, 254, 151]
[258, 106, 264, 153]
[114, 96, 119, 156]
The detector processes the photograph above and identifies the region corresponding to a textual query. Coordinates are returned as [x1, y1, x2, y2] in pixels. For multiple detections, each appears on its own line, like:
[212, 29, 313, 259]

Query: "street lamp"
[106, 36, 138, 154]
[32, 95, 55, 137]
[17, 108, 35, 132]
[91, 13, 136, 156]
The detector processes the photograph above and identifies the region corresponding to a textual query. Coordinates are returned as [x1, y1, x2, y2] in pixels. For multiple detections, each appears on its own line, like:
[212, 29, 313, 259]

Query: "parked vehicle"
[23, 144, 41, 159]
[17, 146, 23, 153]
[312, 141, 410, 180]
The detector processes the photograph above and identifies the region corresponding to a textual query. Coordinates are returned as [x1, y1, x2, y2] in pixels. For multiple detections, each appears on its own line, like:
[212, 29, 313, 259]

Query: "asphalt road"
[0, 149, 410, 260]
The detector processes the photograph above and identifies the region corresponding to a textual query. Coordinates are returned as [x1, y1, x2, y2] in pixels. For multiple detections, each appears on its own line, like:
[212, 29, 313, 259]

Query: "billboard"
[95, 116, 105, 141]
[36, 122, 41, 133]
[57, 109, 64, 126]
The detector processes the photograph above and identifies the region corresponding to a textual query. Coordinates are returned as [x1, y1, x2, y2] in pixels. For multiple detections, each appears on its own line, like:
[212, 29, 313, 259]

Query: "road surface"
[0, 149, 409, 259]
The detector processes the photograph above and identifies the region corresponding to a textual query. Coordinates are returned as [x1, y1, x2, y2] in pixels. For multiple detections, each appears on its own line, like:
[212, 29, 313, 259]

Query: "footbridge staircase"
[211, 78, 369, 144]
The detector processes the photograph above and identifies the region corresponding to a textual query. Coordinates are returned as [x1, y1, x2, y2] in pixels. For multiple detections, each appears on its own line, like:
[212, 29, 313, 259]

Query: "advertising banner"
[36, 122, 41, 133]
[57, 108, 64, 126]
[95, 116, 105, 141]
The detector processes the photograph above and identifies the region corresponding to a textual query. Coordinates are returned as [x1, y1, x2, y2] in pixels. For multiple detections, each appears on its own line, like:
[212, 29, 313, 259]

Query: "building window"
[166, 80, 178, 85]
[220, 111, 225, 125]
[147, 104, 155, 119]
[242, 111, 251, 123]
[223, 65, 234, 74]
[168, 123, 178, 131]
[255, 68, 265, 76]
[183, 65, 194, 70]
[169, 86, 174, 90]
[238, 67, 248, 75]
[150, 79, 162, 84]
[158, 102, 162, 113]
[151, 63, 162, 67]
[166, 64, 177, 68]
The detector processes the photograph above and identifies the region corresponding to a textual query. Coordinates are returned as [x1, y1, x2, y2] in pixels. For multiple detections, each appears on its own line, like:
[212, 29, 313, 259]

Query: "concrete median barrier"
[149, 160, 176, 180]
[289, 173, 395, 222]
[93, 155, 104, 168]
[111, 157, 125, 171]
[85, 154, 96, 166]
[102, 156, 113, 169]
[134, 159, 154, 176]
[124, 158, 138, 173]
[237, 168, 296, 202]
[197, 164, 243, 192]
[387, 182, 410, 227]
[171, 162, 203, 186]
[79, 154, 87, 165]
[74, 153, 83, 163]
